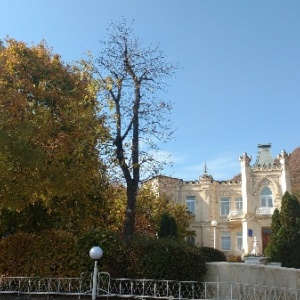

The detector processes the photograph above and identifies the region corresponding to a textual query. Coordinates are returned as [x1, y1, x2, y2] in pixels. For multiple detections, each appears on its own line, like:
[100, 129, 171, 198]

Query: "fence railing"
[0, 272, 299, 299]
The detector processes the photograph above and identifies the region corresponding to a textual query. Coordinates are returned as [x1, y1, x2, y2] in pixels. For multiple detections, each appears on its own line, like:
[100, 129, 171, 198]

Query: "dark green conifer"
[266, 192, 300, 268]
[158, 212, 178, 239]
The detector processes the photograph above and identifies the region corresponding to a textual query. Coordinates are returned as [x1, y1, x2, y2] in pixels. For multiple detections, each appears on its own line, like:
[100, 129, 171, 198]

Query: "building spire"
[203, 161, 208, 177]
[199, 162, 213, 181]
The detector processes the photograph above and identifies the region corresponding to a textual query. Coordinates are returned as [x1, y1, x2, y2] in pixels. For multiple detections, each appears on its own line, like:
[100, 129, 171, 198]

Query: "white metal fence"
[0, 272, 299, 299]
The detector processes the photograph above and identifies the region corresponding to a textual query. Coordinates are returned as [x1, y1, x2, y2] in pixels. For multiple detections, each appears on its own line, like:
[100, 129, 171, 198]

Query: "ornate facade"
[146, 144, 291, 256]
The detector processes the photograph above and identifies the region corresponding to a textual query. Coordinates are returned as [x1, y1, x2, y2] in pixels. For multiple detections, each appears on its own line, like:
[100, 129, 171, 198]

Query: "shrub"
[265, 192, 300, 268]
[0, 230, 207, 281]
[0, 230, 77, 277]
[79, 233, 207, 280]
[157, 212, 178, 238]
[122, 237, 207, 281]
[228, 255, 242, 262]
[75, 229, 127, 277]
[199, 246, 227, 262]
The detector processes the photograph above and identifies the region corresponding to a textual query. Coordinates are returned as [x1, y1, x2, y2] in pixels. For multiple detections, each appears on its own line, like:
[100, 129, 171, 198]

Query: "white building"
[147, 144, 291, 256]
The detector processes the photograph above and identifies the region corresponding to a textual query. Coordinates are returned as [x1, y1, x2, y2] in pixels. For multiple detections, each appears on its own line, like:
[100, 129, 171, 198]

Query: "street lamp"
[89, 246, 103, 300]
[211, 220, 218, 249]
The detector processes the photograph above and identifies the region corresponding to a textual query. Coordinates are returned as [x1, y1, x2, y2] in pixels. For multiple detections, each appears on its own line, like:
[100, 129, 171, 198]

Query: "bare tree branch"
[93, 18, 177, 238]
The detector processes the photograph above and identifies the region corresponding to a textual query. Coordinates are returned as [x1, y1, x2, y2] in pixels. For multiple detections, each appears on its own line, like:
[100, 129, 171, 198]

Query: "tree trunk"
[123, 182, 137, 239]
[123, 82, 140, 239]
[95, 19, 176, 240]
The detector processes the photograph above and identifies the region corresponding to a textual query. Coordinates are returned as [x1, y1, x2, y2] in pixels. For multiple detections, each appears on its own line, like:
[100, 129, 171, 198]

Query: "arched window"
[260, 187, 273, 207]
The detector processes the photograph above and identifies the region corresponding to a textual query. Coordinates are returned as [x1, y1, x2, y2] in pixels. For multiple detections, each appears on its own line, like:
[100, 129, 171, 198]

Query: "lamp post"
[211, 220, 218, 249]
[89, 246, 103, 300]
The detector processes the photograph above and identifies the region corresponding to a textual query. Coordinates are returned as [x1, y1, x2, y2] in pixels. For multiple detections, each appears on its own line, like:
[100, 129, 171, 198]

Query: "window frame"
[186, 236, 195, 245]
[186, 196, 196, 215]
[220, 197, 230, 216]
[236, 232, 243, 251]
[221, 231, 231, 251]
[235, 197, 243, 211]
[260, 187, 273, 207]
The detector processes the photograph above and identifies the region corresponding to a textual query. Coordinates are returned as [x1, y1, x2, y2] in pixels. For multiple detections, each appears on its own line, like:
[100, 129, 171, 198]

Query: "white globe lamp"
[89, 246, 103, 260]
[89, 246, 104, 300]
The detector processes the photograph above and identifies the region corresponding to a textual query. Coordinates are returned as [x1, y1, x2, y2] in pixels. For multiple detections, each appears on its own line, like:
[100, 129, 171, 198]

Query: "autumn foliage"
[289, 147, 300, 197]
[0, 39, 110, 232]
[0, 38, 106, 203]
[0, 229, 207, 281]
[0, 38, 196, 279]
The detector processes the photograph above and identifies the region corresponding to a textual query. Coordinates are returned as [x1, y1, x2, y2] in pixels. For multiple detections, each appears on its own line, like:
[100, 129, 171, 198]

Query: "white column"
[242, 219, 249, 254]
[240, 153, 252, 254]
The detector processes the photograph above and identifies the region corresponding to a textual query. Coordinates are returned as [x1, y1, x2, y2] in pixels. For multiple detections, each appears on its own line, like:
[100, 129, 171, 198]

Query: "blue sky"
[1, 0, 299, 180]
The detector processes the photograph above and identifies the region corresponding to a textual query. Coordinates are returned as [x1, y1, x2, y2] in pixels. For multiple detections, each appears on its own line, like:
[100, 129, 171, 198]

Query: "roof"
[254, 143, 274, 166]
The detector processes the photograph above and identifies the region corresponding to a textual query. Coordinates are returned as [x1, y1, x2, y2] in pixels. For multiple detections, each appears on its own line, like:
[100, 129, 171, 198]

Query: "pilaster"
[278, 150, 292, 194]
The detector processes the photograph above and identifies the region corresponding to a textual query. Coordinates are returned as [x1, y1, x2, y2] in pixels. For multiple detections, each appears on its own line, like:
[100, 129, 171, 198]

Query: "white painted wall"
[204, 262, 300, 290]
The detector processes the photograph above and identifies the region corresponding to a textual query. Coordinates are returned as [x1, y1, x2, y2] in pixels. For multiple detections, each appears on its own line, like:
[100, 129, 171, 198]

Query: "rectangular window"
[235, 197, 243, 211]
[261, 196, 273, 207]
[221, 232, 231, 251]
[260, 188, 273, 207]
[186, 236, 195, 245]
[186, 196, 195, 215]
[236, 232, 243, 251]
[220, 197, 230, 216]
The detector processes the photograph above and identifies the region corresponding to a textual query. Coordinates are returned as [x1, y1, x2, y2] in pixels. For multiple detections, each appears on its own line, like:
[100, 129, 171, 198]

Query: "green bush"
[265, 192, 300, 268]
[122, 237, 207, 281]
[77, 232, 207, 280]
[75, 229, 127, 277]
[0, 230, 207, 281]
[0, 230, 77, 277]
[157, 212, 178, 238]
[199, 246, 227, 262]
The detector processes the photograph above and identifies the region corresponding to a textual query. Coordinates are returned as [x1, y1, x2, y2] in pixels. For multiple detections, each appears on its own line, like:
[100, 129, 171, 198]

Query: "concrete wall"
[204, 262, 300, 290]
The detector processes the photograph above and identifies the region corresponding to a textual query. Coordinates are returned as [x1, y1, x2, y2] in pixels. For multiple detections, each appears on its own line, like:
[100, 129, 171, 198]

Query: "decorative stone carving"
[277, 149, 290, 165]
[253, 176, 280, 196]
[239, 152, 252, 166]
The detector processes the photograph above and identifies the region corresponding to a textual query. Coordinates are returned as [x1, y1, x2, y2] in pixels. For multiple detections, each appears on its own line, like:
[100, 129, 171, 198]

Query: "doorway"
[261, 227, 272, 254]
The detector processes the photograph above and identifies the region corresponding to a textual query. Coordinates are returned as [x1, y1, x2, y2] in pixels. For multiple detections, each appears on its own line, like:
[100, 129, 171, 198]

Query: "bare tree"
[93, 18, 177, 238]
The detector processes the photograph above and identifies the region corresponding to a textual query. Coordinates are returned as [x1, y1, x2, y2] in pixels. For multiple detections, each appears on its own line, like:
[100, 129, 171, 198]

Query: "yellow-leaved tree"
[102, 183, 193, 239]
[0, 39, 109, 233]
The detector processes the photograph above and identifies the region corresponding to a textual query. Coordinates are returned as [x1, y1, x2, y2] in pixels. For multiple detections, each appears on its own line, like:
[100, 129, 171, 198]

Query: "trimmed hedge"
[199, 246, 227, 262]
[0, 230, 77, 277]
[0, 229, 207, 281]
[122, 237, 207, 281]
[76, 232, 208, 281]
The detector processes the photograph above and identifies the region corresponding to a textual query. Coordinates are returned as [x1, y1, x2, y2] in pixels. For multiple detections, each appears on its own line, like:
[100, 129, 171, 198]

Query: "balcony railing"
[256, 206, 275, 215]
[227, 209, 244, 221]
